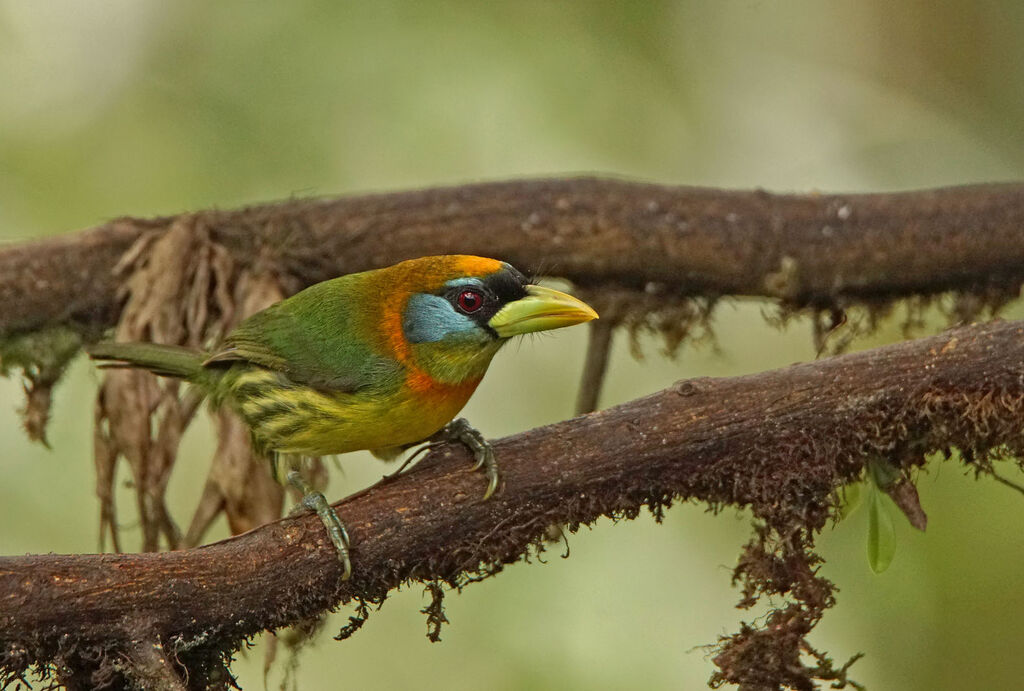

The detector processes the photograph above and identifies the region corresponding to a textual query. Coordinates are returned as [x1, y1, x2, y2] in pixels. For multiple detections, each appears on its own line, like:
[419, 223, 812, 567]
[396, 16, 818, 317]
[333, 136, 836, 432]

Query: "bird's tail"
[87, 342, 206, 380]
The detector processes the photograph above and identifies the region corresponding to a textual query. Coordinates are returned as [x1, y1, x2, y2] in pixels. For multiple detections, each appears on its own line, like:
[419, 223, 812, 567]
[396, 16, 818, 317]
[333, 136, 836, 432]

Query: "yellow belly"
[227, 367, 480, 457]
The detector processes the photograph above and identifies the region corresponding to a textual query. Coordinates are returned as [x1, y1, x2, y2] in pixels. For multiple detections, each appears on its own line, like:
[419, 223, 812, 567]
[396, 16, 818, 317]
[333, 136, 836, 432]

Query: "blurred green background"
[3, 2, 1024, 689]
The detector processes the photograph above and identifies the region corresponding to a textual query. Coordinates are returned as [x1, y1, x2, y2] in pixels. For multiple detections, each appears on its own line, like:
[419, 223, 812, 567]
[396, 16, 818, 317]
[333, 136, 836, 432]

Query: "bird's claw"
[287, 470, 352, 580]
[441, 418, 499, 500]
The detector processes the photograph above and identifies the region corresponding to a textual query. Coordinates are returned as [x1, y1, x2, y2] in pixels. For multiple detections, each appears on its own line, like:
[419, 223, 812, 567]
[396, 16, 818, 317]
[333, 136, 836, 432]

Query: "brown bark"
[3, 319, 1023, 688]
[2, 179, 1024, 338]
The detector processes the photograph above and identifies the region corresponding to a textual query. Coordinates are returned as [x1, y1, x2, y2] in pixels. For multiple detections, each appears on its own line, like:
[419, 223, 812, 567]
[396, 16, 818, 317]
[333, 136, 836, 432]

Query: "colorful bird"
[88, 255, 598, 578]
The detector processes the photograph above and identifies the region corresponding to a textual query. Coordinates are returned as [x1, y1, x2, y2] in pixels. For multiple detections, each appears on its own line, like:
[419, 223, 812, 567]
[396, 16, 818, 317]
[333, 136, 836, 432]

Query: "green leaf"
[836, 481, 864, 521]
[867, 488, 897, 574]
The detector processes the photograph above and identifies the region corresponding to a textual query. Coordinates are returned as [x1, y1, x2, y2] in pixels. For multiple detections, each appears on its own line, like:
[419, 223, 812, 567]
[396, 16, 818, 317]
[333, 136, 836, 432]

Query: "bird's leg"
[440, 417, 498, 499]
[285, 469, 352, 580]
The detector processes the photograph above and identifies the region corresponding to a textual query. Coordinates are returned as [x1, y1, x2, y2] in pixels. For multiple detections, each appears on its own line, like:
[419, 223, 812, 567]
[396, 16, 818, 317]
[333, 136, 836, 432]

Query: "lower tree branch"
[3, 319, 1024, 687]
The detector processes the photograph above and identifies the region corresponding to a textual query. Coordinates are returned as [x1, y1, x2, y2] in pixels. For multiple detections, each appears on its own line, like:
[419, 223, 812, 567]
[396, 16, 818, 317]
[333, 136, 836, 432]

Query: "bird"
[88, 255, 598, 579]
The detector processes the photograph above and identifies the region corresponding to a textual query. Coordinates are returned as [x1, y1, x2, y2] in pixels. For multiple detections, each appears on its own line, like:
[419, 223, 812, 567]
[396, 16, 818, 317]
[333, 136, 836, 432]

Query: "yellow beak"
[488, 284, 598, 338]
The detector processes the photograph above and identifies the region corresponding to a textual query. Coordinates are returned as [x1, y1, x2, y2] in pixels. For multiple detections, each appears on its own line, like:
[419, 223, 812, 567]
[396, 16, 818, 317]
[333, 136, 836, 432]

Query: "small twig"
[990, 468, 1024, 497]
[575, 320, 615, 414]
[120, 640, 186, 691]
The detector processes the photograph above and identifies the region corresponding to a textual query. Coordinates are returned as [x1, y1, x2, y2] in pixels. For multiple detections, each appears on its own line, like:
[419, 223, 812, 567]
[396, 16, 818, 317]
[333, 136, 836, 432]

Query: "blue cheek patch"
[403, 293, 479, 343]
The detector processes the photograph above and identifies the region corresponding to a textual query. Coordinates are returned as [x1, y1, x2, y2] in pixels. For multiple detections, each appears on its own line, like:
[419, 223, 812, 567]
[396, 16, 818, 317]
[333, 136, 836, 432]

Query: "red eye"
[457, 289, 484, 313]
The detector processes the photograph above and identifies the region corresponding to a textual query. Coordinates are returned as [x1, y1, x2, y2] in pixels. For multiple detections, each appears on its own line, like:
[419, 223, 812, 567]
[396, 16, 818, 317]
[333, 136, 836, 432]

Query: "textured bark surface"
[4, 319, 1023, 688]
[2, 179, 1024, 338]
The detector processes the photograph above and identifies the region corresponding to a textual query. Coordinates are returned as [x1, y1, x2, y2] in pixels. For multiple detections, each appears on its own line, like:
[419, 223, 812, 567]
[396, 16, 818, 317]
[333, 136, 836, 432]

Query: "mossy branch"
[3, 319, 1024, 689]
[2, 178, 1024, 340]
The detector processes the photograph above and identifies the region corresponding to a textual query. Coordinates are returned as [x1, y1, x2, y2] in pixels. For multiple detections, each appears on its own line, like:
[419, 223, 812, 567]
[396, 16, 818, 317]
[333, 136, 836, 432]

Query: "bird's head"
[392, 255, 598, 384]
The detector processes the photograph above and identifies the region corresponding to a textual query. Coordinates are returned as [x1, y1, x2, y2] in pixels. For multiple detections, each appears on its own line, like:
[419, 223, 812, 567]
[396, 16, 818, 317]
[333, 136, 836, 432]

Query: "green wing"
[205, 279, 401, 393]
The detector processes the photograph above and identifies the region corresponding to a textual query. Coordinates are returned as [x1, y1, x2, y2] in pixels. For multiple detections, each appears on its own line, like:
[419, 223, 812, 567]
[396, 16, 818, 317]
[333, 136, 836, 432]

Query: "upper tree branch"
[3, 178, 1024, 338]
[3, 319, 1023, 683]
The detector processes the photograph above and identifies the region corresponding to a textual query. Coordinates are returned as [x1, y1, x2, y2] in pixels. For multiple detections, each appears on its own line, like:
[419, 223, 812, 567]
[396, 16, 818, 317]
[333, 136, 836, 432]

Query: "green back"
[208, 276, 402, 394]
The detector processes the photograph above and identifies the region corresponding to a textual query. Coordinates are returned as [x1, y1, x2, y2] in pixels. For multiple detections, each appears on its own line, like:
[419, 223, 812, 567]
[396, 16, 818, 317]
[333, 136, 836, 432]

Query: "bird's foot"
[441, 418, 498, 500]
[286, 470, 352, 580]
[378, 443, 435, 482]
